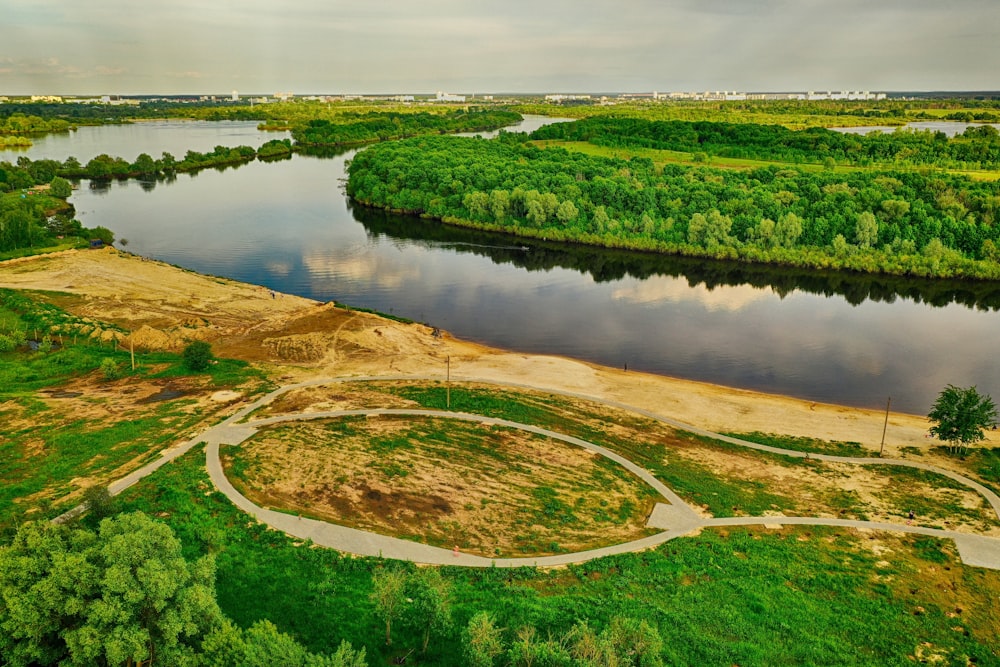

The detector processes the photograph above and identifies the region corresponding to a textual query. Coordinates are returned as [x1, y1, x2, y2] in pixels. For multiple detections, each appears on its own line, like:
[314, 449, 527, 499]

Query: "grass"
[365, 382, 1000, 526]
[102, 442, 1000, 666]
[224, 414, 659, 556]
[724, 431, 874, 457]
[0, 290, 270, 531]
[0, 239, 86, 262]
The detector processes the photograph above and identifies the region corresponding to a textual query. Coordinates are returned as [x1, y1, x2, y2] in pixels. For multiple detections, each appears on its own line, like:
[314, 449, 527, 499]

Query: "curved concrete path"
[56, 374, 1000, 569]
[196, 375, 1000, 569]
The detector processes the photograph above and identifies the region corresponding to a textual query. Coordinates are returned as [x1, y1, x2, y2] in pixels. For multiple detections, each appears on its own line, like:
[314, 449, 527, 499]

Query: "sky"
[2, 0, 998, 95]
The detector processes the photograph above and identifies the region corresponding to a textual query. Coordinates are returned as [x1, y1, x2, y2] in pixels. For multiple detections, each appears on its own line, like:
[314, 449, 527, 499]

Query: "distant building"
[31, 95, 63, 103]
[434, 91, 466, 102]
[232, 90, 239, 101]
[545, 94, 592, 102]
[274, 92, 294, 102]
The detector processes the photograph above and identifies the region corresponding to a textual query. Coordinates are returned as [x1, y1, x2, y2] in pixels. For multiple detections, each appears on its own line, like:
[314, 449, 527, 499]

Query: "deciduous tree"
[928, 385, 997, 455]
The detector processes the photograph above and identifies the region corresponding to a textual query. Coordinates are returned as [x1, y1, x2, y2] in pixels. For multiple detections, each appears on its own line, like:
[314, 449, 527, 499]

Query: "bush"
[182, 340, 213, 371]
[0, 334, 17, 353]
[81, 485, 119, 520]
[100, 357, 121, 380]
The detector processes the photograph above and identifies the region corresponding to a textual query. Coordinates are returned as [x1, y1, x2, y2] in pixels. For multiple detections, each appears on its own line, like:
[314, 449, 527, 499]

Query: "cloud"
[2, 0, 998, 93]
[612, 278, 776, 312]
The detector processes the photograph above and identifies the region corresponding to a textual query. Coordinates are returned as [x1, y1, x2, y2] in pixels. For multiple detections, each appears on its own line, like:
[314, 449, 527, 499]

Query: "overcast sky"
[2, 0, 997, 95]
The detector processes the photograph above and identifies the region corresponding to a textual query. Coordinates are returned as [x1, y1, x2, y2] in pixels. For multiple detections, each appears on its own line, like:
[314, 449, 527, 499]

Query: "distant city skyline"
[2, 0, 998, 96]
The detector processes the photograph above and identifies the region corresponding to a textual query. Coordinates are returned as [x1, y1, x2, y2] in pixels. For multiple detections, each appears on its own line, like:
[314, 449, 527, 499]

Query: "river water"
[4, 118, 999, 416]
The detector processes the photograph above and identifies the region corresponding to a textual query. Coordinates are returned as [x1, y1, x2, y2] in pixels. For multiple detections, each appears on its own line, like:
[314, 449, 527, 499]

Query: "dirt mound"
[262, 332, 332, 362]
[129, 325, 178, 351]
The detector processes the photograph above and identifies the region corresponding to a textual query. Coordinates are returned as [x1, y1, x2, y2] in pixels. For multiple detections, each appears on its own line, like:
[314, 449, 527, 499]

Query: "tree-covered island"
[346, 119, 1000, 280]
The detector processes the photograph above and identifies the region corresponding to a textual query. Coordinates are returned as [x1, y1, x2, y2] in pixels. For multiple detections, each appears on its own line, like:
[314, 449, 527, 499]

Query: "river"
[4, 118, 999, 416]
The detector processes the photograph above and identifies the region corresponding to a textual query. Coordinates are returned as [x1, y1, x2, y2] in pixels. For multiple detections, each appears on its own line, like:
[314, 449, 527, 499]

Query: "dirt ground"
[224, 416, 657, 557]
[4, 248, 998, 460]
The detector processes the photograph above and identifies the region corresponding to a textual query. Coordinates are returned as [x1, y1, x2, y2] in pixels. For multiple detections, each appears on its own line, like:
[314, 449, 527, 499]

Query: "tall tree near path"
[928, 384, 998, 455]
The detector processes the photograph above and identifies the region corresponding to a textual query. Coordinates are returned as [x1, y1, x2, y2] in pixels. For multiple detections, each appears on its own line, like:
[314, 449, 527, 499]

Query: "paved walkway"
[61, 374, 1000, 570]
[198, 376, 1000, 570]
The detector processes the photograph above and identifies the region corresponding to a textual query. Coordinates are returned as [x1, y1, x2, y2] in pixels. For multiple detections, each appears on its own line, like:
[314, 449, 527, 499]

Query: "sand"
[3, 247, 996, 461]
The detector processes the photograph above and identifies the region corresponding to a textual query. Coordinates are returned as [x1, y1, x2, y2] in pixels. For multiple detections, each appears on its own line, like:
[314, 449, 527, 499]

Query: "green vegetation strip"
[107, 441, 1000, 665]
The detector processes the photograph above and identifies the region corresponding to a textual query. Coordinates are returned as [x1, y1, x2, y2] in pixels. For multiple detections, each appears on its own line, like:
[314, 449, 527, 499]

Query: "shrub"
[0, 334, 17, 353]
[182, 340, 213, 371]
[100, 357, 121, 380]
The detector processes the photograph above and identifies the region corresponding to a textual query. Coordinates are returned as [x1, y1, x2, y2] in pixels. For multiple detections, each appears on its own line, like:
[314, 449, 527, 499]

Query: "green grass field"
[108, 440, 1000, 666]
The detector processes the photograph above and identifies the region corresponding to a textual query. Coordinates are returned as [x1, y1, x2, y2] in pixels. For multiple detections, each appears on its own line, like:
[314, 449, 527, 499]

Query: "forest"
[291, 109, 521, 147]
[346, 130, 1000, 280]
[530, 116, 1000, 170]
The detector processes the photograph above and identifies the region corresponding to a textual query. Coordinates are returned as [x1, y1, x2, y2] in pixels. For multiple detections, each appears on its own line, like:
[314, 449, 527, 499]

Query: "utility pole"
[879, 396, 891, 456]
[446, 356, 451, 409]
[130, 336, 136, 372]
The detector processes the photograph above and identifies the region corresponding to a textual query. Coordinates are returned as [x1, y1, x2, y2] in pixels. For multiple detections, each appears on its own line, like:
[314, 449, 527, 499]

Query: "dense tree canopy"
[0, 513, 367, 666]
[346, 133, 1000, 280]
[291, 109, 521, 147]
[531, 117, 1000, 170]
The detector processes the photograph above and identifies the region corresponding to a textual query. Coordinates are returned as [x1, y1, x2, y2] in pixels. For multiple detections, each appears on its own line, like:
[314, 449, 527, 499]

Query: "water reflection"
[44, 120, 1000, 415]
[353, 206, 1000, 312]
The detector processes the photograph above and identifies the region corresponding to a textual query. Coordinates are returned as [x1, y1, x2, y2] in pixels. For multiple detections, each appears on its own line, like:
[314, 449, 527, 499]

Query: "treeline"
[292, 109, 521, 147]
[0, 175, 110, 255]
[4, 138, 293, 183]
[0, 140, 297, 254]
[530, 116, 1000, 169]
[0, 113, 73, 135]
[346, 134, 1000, 280]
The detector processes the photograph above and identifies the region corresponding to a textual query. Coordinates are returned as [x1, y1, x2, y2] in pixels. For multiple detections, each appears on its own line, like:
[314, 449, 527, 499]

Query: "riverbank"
[3, 247, 995, 459]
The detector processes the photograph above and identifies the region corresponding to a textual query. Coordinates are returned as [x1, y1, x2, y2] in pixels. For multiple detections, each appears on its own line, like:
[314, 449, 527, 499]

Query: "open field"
[223, 414, 659, 556]
[250, 381, 1000, 535]
[112, 438, 1000, 665]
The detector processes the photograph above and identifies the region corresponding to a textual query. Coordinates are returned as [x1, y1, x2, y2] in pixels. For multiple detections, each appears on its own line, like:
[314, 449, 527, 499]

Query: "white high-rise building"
[231, 90, 238, 101]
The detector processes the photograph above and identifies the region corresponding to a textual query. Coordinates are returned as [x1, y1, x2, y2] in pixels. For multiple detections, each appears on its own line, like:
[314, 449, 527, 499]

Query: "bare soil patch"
[222, 415, 660, 557]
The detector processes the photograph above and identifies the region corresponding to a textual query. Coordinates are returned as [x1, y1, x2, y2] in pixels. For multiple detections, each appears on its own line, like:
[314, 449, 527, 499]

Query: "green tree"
[855, 211, 879, 248]
[182, 340, 213, 372]
[82, 484, 119, 520]
[0, 513, 221, 666]
[48, 176, 72, 199]
[928, 385, 998, 455]
[773, 212, 803, 248]
[463, 612, 504, 667]
[202, 619, 366, 667]
[370, 568, 407, 646]
[555, 199, 579, 224]
[401, 568, 451, 653]
[86, 225, 115, 246]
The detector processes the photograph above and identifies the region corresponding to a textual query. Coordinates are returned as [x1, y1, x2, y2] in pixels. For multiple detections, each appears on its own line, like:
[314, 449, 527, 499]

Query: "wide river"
[6, 118, 1000, 416]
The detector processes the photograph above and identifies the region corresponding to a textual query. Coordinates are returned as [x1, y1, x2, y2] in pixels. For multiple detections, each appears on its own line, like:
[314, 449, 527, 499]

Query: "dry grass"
[223, 415, 660, 557]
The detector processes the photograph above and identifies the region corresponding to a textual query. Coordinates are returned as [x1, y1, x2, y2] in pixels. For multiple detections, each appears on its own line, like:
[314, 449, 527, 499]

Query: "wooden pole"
[130, 336, 135, 372]
[446, 356, 451, 409]
[879, 396, 891, 457]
